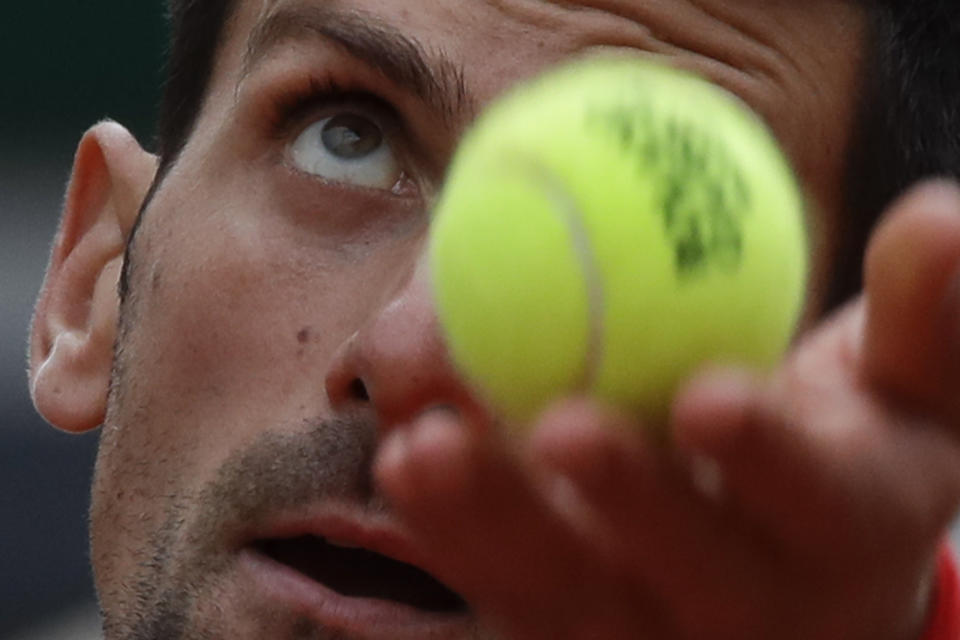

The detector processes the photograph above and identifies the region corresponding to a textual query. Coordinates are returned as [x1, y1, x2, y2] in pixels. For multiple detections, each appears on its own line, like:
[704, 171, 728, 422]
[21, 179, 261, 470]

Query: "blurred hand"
[375, 180, 960, 640]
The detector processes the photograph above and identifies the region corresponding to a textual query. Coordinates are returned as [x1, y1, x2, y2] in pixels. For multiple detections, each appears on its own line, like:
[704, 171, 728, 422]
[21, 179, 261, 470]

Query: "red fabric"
[921, 545, 960, 640]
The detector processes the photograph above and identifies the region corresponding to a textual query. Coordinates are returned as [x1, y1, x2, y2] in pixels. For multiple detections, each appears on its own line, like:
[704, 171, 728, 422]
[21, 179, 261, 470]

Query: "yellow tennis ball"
[430, 57, 808, 427]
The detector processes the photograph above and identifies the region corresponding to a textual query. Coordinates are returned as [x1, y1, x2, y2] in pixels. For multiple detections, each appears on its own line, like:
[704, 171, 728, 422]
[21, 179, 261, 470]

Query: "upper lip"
[238, 502, 428, 569]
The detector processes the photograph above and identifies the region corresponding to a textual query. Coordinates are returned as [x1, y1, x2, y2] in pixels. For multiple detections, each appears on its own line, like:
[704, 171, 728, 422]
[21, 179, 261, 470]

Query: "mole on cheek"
[297, 328, 311, 344]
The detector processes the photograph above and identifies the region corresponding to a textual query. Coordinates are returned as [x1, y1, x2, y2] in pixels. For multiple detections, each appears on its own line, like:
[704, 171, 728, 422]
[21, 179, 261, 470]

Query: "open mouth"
[253, 536, 467, 614]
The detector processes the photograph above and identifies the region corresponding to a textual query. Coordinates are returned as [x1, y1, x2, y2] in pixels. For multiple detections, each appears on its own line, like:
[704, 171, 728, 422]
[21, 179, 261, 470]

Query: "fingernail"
[543, 473, 591, 523]
[378, 428, 411, 477]
[687, 453, 726, 504]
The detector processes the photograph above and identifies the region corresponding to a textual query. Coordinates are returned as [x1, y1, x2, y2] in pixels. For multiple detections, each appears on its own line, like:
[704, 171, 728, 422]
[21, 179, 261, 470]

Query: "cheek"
[145, 234, 337, 419]
[97, 178, 424, 520]
[128, 203, 412, 451]
[91, 187, 422, 587]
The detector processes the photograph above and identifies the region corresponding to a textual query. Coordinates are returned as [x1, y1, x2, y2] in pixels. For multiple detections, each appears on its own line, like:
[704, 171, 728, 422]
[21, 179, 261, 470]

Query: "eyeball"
[290, 112, 402, 190]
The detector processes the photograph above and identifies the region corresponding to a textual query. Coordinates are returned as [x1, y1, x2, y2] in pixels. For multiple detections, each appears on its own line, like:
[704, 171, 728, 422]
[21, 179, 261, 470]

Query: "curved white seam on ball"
[523, 158, 605, 393]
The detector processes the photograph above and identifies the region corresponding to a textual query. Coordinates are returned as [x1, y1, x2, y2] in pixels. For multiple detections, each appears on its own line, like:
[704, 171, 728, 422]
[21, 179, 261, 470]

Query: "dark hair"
[156, 0, 236, 168]
[123, 0, 960, 307]
[829, 2, 960, 307]
[119, 0, 235, 302]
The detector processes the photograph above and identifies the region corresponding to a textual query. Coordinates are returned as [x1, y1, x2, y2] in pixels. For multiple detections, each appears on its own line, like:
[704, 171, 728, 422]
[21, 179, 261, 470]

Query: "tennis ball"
[429, 57, 808, 427]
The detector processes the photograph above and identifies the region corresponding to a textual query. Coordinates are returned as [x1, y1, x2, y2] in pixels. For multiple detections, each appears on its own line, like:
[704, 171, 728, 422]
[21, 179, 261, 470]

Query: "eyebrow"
[242, 3, 472, 123]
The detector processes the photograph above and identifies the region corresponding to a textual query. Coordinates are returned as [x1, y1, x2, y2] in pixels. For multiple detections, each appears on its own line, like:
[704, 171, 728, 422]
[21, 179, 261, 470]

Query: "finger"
[674, 339, 960, 564]
[374, 410, 650, 639]
[863, 179, 960, 424]
[672, 357, 876, 554]
[530, 398, 775, 633]
[673, 363, 951, 639]
[861, 178, 960, 536]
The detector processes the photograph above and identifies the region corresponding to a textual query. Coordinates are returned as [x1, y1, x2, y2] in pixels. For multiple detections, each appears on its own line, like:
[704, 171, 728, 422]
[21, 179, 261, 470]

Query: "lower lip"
[239, 548, 473, 639]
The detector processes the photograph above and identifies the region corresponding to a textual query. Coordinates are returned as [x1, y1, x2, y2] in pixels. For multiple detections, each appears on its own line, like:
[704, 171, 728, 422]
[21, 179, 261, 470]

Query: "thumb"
[862, 179, 960, 423]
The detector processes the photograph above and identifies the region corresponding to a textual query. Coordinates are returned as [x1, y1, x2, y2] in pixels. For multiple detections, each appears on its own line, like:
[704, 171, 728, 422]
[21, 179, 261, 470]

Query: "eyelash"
[265, 73, 400, 141]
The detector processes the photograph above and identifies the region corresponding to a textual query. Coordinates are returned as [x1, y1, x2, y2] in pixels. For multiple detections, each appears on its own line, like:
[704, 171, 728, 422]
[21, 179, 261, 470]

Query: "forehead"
[217, 0, 865, 111]
[184, 0, 865, 222]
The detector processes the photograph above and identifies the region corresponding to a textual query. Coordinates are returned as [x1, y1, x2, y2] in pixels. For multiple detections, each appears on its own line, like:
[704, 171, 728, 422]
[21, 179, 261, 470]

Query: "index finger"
[862, 179, 960, 425]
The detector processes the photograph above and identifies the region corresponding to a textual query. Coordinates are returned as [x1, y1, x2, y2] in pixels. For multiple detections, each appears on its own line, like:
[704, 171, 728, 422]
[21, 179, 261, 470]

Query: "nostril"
[349, 378, 370, 402]
[323, 342, 374, 410]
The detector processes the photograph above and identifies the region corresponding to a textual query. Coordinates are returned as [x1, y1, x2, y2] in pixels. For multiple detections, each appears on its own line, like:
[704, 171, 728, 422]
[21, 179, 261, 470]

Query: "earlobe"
[29, 121, 157, 433]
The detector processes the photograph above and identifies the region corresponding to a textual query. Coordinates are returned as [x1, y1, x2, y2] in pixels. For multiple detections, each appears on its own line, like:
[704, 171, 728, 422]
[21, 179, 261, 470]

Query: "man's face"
[92, 1, 866, 637]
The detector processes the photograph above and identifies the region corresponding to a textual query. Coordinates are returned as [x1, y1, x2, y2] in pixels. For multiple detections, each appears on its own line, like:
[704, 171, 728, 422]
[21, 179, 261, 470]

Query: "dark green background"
[1, 3, 165, 637]
[2, 2, 165, 148]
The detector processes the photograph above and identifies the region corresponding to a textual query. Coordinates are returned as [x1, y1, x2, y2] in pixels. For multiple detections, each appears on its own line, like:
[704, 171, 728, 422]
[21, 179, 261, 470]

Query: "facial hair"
[105, 413, 385, 640]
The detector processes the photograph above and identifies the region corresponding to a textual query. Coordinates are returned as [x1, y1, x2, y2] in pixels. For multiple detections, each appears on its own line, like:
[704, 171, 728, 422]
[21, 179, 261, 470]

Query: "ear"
[29, 121, 157, 433]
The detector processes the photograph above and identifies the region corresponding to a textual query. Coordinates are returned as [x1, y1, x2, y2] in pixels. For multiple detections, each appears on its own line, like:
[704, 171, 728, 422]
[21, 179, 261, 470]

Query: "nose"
[324, 253, 489, 432]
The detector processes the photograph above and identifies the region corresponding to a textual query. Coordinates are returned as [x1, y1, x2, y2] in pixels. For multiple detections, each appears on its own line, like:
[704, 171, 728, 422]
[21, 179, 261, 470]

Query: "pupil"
[321, 114, 382, 159]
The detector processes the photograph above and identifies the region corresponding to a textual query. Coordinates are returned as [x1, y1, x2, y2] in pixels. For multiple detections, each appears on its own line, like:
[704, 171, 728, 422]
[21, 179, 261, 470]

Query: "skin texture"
[28, 0, 960, 639]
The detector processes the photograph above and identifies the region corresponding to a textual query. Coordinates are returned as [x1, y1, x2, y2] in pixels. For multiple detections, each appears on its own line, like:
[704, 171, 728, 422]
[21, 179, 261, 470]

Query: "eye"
[289, 112, 402, 190]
